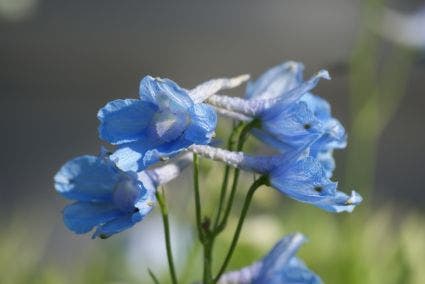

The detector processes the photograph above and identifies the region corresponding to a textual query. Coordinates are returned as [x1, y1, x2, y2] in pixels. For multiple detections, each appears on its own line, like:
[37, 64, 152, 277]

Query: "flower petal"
[270, 156, 362, 212]
[257, 102, 323, 152]
[255, 234, 322, 284]
[246, 61, 304, 100]
[110, 143, 148, 172]
[63, 202, 123, 234]
[97, 99, 157, 145]
[139, 75, 193, 110]
[54, 155, 119, 202]
[92, 213, 136, 239]
[184, 103, 217, 144]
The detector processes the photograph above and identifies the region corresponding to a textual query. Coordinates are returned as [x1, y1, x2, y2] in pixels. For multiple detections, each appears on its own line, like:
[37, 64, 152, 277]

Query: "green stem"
[203, 238, 213, 284]
[213, 175, 269, 283]
[155, 189, 178, 284]
[148, 268, 161, 284]
[213, 122, 244, 229]
[215, 119, 260, 234]
[193, 153, 205, 243]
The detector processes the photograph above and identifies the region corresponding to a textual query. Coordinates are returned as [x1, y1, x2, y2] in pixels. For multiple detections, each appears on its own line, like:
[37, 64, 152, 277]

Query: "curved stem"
[155, 189, 178, 284]
[213, 122, 244, 229]
[213, 175, 269, 283]
[215, 119, 260, 234]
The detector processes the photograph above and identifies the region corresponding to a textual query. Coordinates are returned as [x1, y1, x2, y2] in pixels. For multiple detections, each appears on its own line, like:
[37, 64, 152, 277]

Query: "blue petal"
[255, 234, 322, 284]
[300, 93, 331, 120]
[63, 202, 123, 234]
[273, 257, 323, 284]
[257, 102, 324, 152]
[257, 70, 330, 115]
[246, 61, 304, 100]
[270, 157, 362, 212]
[184, 103, 217, 144]
[92, 214, 136, 239]
[110, 143, 149, 172]
[139, 76, 193, 110]
[98, 99, 157, 145]
[143, 137, 193, 166]
[54, 155, 119, 202]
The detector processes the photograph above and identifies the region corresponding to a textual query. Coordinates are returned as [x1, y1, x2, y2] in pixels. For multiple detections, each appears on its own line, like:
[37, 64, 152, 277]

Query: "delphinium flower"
[98, 74, 249, 172]
[205, 61, 346, 177]
[189, 144, 362, 212]
[218, 233, 322, 284]
[54, 150, 192, 238]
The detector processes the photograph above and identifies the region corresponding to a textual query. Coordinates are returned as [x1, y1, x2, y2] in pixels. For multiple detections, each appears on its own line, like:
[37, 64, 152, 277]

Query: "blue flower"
[189, 145, 362, 213]
[269, 152, 361, 213]
[219, 233, 322, 284]
[54, 152, 156, 238]
[98, 76, 218, 171]
[206, 61, 346, 177]
[206, 62, 331, 152]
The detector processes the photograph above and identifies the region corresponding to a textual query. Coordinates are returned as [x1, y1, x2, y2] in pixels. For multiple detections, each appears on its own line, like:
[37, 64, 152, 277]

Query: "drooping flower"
[206, 61, 346, 177]
[54, 150, 192, 238]
[219, 233, 322, 284]
[206, 62, 331, 153]
[99, 75, 248, 172]
[189, 145, 362, 213]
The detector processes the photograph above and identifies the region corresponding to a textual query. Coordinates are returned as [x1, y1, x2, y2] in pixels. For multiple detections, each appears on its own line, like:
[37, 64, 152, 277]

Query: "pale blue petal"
[184, 103, 217, 144]
[270, 157, 362, 212]
[300, 93, 331, 120]
[147, 109, 190, 143]
[54, 155, 119, 202]
[258, 102, 323, 152]
[246, 61, 304, 100]
[257, 70, 330, 115]
[110, 143, 148, 172]
[254, 234, 322, 284]
[143, 137, 192, 166]
[92, 214, 135, 239]
[63, 202, 123, 234]
[139, 75, 193, 110]
[274, 257, 323, 284]
[97, 99, 157, 145]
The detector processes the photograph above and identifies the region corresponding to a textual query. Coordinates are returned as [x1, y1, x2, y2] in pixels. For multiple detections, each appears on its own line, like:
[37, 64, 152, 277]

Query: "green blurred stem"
[213, 122, 244, 230]
[214, 119, 260, 234]
[213, 175, 269, 283]
[346, 0, 414, 195]
[155, 189, 178, 284]
[148, 268, 161, 284]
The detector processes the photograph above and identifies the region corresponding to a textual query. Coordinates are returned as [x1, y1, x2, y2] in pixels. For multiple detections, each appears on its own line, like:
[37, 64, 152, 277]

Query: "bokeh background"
[1, 0, 425, 283]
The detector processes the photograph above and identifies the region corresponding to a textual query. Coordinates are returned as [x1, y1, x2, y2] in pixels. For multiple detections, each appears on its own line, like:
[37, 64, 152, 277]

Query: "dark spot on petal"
[133, 207, 140, 213]
[314, 186, 323, 193]
[304, 124, 311, 130]
[99, 234, 109, 239]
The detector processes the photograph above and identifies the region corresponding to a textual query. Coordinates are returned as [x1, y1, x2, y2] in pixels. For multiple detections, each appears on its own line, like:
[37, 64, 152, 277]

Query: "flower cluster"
[54, 61, 362, 283]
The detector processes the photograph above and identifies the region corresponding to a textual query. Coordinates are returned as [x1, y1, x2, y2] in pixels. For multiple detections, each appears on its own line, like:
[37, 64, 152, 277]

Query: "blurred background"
[1, 0, 425, 283]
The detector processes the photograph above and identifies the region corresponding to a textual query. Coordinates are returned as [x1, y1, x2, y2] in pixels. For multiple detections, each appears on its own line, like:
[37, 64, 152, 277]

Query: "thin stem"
[193, 153, 205, 243]
[155, 189, 178, 284]
[215, 119, 260, 233]
[213, 175, 269, 283]
[148, 268, 161, 284]
[213, 122, 244, 229]
[203, 238, 213, 284]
